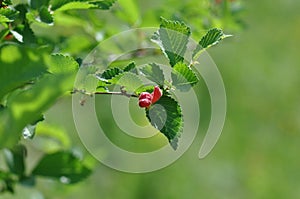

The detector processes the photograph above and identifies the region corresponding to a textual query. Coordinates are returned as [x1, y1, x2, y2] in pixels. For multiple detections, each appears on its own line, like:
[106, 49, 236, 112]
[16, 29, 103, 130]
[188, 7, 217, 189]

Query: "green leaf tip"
[152, 17, 191, 67]
[193, 28, 232, 57]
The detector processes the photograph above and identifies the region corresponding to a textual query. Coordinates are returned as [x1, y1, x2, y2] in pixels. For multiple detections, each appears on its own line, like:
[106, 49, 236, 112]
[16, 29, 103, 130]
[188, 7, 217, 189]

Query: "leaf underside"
[171, 62, 198, 91]
[146, 95, 183, 150]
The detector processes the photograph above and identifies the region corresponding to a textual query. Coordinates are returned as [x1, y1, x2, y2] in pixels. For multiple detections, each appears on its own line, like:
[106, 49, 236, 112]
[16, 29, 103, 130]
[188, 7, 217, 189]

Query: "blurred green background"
[2, 0, 300, 198]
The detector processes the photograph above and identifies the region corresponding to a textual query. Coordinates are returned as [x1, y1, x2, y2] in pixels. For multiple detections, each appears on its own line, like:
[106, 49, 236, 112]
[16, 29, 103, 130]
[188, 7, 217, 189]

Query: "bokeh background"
[2, 0, 300, 198]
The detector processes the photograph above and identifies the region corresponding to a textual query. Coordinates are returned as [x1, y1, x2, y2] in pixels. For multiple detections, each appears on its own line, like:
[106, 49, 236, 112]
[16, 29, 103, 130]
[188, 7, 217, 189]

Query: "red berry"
[139, 92, 153, 101]
[139, 98, 152, 108]
[151, 86, 162, 104]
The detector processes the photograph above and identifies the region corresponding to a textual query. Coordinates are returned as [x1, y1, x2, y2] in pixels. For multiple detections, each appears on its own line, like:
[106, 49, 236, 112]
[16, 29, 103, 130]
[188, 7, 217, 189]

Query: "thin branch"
[94, 91, 138, 98]
[71, 89, 138, 98]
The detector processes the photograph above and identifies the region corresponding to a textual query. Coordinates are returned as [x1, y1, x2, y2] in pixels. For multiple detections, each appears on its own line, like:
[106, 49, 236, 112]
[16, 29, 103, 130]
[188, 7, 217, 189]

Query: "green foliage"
[0, 0, 236, 195]
[46, 54, 79, 74]
[0, 45, 47, 100]
[0, 51, 78, 148]
[100, 67, 123, 80]
[3, 145, 26, 177]
[50, 0, 116, 11]
[151, 17, 191, 66]
[0, 7, 19, 22]
[32, 151, 91, 184]
[39, 6, 53, 24]
[193, 28, 232, 58]
[171, 62, 198, 91]
[146, 95, 183, 149]
[140, 63, 165, 86]
[123, 62, 138, 74]
[110, 72, 143, 93]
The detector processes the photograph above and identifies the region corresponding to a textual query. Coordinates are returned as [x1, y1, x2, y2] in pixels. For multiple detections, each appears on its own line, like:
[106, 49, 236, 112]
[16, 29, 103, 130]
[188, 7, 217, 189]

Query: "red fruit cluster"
[138, 86, 162, 108]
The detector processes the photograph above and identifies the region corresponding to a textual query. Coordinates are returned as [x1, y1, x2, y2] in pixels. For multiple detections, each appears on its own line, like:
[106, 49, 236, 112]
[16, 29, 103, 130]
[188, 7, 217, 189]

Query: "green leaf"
[30, 0, 50, 9]
[75, 66, 98, 93]
[110, 72, 143, 93]
[89, 0, 116, 10]
[0, 14, 10, 23]
[46, 54, 79, 74]
[100, 67, 123, 80]
[32, 151, 91, 184]
[193, 28, 231, 57]
[23, 23, 36, 44]
[0, 7, 19, 22]
[134, 85, 155, 95]
[49, 0, 74, 10]
[0, 170, 16, 194]
[50, 0, 115, 11]
[0, 28, 9, 40]
[0, 72, 76, 148]
[3, 145, 26, 177]
[51, 0, 115, 11]
[123, 62, 138, 74]
[151, 17, 191, 66]
[56, 2, 97, 11]
[146, 95, 183, 150]
[0, 45, 47, 101]
[140, 63, 165, 86]
[171, 62, 198, 91]
[39, 6, 53, 24]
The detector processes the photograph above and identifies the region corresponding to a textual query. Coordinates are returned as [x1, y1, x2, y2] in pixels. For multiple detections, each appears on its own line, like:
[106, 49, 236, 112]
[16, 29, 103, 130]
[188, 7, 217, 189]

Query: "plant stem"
[94, 91, 138, 98]
[72, 89, 138, 98]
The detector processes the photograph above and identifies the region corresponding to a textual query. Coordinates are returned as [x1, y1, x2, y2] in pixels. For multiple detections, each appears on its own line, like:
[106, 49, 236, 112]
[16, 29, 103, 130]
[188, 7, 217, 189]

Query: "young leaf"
[151, 17, 191, 67]
[110, 72, 143, 93]
[193, 28, 231, 58]
[32, 151, 91, 184]
[100, 67, 123, 80]
[124, 62, 138, 74]
[171, 62, 198, 91]
[146, 95, 183, 150]
[140, 63, 165, 86]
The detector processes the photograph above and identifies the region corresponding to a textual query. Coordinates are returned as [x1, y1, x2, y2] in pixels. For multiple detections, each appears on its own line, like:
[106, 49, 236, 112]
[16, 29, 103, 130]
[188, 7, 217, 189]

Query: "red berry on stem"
[139, 92, 153, 101]
[138, 92, 153, 108]
[139, 98, 152, 108]
[151, 86, 162, 104]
